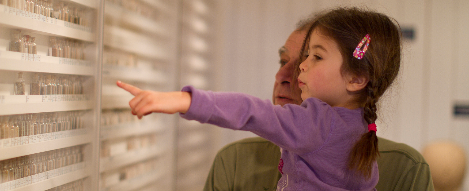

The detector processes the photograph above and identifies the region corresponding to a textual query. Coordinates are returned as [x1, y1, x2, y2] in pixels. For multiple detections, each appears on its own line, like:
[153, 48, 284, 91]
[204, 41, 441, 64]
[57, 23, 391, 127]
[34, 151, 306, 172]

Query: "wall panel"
[426, 0, 456, 142]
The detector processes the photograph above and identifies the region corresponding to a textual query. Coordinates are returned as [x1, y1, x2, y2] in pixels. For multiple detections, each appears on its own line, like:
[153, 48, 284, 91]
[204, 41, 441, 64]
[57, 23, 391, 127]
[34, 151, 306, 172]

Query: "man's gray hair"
[295, 13, 316, 31]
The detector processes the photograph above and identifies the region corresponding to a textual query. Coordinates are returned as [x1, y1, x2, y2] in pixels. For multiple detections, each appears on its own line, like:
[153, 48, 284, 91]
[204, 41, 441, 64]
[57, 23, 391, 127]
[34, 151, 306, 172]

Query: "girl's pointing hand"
[116, 81, 192, 119]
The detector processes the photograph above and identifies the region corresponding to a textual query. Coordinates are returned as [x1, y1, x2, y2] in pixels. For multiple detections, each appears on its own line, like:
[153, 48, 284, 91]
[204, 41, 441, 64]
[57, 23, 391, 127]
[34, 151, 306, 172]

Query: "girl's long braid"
[363, 84, 378, 124]
[348, 81, 380, 179]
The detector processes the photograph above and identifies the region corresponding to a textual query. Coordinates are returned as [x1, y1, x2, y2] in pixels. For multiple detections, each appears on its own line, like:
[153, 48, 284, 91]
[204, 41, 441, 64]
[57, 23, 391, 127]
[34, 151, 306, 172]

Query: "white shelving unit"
[99, 1, 179, 190]
[1, 0, 183, 190]
[0, 0, 101, 190]
[176, 1, 217, 190]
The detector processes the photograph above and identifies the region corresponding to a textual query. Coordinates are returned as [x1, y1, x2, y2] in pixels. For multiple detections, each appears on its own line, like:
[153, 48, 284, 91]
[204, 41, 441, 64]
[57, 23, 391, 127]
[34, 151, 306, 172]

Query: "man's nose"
[275, 62, 293, 83]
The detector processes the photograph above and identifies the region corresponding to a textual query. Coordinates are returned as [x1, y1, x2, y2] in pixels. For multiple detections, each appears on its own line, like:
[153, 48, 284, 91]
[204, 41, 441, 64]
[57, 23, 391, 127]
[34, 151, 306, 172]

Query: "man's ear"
[345, 75, 368, 92]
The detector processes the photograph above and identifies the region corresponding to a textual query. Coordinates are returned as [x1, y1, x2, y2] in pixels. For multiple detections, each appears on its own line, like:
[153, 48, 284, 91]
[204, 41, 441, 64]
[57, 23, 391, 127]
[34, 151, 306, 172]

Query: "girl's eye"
[314, 55, 322, 60]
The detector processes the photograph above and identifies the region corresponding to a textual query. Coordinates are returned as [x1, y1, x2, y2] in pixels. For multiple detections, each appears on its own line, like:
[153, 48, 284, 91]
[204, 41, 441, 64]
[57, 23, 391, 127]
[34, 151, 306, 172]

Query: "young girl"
[117, 7, 401, 191]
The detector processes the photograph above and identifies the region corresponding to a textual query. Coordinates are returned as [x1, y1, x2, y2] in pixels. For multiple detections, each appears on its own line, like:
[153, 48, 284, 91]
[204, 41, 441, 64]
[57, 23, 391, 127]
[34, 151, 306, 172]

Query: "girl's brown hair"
[294, 7, 402, 178]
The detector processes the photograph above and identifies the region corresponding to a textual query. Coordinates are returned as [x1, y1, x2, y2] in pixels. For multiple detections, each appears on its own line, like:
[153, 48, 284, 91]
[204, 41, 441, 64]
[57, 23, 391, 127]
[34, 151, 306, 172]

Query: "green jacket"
[204, 137, 434, 191]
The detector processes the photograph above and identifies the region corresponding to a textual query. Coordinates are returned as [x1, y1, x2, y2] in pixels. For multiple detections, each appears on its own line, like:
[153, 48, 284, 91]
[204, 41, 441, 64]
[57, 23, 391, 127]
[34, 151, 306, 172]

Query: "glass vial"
[29, 37, 37, 54]
[52, 2, 60, 19]
[26, 0, 34, 13]
[43, 0, 50, 17]
[63, 40, 70, 59]
[49, 37, 59, 57]
[9, 30, 22, 52]
[14, 72, 25, 95]
[40, 74, 48, 95]
[22, 35, 29, 54]
[61, 3, 68, 22]
[30, 73, 41, 95]
[34, 0, 41, 15]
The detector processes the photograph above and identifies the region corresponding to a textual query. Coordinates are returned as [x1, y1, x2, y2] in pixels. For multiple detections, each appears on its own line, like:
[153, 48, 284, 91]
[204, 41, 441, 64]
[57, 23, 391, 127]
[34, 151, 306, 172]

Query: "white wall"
[214, 0, 469, 189]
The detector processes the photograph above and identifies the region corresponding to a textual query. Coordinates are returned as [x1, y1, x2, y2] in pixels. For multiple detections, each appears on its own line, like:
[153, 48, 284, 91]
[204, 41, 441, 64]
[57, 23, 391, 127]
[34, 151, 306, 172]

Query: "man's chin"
[274, 98, 296, 106]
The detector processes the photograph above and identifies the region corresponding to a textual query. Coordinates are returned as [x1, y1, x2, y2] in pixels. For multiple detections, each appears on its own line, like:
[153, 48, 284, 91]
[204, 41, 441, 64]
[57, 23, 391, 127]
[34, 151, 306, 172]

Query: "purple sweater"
[180, 86, 378, 191]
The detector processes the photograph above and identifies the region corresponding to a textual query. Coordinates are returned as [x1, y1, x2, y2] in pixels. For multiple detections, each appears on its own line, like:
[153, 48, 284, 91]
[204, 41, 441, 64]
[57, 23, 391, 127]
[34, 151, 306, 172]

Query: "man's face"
[272, 30, 306, 106]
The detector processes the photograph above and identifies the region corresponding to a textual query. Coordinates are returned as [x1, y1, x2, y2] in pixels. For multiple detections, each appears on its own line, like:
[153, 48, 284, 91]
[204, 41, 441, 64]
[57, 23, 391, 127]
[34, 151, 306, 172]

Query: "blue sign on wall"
[401, 27, 415, 41]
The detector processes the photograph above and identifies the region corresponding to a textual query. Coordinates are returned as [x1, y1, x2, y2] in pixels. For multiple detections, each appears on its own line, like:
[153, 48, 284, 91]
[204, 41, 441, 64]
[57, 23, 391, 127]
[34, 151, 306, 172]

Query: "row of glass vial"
[101, 133, 160, 158]
[0, 111, 87, 145]
[123, 158, 159, 183]
[2, 0, 90, 27]
[127, 133, 159, 151]
[0, 146, 84, 185]
[14, 73, 86, 95]
[49, 37, 86, 60]
[101, 109, 138, 126]
[103, 49, 137, 68]
[8, 30, 87, 60]
[45, 178, 85, 191]
[8, 30, 37, 55]
[106, 0, 157, 20]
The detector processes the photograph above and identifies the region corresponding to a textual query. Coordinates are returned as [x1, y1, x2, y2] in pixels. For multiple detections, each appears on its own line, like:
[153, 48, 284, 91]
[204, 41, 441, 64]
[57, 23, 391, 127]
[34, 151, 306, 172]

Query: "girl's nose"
[299, 61, 306, 72]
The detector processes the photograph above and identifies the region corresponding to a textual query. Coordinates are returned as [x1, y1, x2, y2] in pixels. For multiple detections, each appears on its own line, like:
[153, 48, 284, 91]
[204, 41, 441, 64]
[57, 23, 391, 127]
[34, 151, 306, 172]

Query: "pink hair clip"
[353, 34, 371, 60]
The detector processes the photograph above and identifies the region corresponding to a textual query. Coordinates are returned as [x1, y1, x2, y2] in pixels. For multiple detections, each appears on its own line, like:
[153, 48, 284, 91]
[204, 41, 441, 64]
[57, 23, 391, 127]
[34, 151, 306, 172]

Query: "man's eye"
[279, 60, 287, 66]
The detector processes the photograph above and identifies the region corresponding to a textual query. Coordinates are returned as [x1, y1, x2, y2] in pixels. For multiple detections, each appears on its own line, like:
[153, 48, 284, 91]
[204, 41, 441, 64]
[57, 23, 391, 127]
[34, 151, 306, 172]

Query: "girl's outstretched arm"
[116, 81, 192, 119]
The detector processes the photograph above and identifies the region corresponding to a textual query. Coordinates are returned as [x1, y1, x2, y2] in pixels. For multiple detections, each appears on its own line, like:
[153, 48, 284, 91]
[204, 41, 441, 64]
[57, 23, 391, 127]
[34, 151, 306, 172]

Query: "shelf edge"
[0, 132, 92, 160]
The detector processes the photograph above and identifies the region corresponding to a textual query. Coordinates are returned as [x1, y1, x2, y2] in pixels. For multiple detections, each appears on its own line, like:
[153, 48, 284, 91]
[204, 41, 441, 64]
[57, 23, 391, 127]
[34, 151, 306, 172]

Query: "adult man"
[203, 19, 434, 191]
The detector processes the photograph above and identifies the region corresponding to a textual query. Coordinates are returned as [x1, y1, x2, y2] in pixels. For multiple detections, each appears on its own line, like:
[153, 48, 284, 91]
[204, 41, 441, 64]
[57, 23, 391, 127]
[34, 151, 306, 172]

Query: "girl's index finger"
[116, 81, 142, 96]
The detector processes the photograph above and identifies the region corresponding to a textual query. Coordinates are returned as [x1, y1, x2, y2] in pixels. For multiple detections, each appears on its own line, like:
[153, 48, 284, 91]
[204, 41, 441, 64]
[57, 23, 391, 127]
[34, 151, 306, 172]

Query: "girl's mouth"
[298, 79, 305, 88]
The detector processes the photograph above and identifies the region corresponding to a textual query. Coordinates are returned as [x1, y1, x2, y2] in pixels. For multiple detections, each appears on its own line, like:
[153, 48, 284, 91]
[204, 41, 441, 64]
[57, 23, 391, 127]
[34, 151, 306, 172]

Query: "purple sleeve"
[180, 86, 335, 153]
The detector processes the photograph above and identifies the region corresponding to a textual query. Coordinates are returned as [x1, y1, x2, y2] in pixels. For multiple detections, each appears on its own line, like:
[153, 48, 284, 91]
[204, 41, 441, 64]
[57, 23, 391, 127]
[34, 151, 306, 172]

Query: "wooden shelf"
[0, 131, 91, 160]
[102, 65, 166, 84]
[99, 145, 166, 173]
[0, 51, 94, 76]
[0, 5, 94, 42]
[0, 95, 92, 115]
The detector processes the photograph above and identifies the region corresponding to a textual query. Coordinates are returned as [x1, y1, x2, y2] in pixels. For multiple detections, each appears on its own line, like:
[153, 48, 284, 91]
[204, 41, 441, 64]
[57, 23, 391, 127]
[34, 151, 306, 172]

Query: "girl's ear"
[345, 74, 368, 92]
